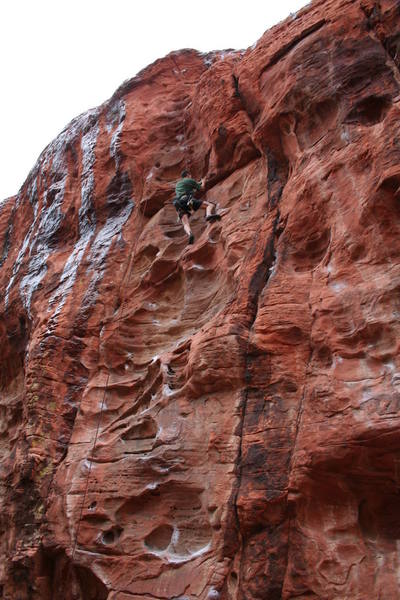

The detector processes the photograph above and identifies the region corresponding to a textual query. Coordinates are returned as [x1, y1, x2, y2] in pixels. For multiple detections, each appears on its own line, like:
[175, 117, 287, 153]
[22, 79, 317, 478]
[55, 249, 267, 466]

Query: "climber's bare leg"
[203, 200, 221, 222]
[203, 200, 217, 218]
[181, 214, 194, 243]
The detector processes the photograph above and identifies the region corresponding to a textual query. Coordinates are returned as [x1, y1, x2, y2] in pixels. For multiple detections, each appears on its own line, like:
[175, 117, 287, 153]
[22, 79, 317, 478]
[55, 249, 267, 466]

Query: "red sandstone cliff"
[1, 0, 400, 598]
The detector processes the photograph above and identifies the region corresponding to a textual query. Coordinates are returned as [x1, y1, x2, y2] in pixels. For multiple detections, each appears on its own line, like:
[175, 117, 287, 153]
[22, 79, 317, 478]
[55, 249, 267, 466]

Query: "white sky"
[0, 0, 308, 200]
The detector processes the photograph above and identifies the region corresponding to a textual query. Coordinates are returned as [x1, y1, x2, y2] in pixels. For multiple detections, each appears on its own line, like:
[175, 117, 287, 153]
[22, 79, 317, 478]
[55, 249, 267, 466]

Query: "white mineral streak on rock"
[80, 123, 99, 236]
[145, 520, 212, 564]
[171, 526, 180, 546]
[110, 100, 125, 171]
[42, 108, 100, 179]
[4, 184, 38, 307]
[5, 109, 102, 317]
[151, 541, 212, 564]
[82, 201, 133, 309]
[48, 117, 100, 320]
[83, 459, 93, 472]
[268, 252, 278, 278]
[20, 177, 66, 314]
[76, 99, 132, 310]
[163, 384, 175, 397]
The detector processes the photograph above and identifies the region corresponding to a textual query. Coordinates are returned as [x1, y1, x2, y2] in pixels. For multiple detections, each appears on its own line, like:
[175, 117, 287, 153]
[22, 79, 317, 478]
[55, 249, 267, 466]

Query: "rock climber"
[173, 170, 221, 244]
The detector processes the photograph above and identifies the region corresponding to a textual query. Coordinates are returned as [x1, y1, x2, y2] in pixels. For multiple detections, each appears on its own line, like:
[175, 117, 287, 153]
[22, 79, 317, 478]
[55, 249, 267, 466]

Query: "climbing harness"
[173, 193, 202, 218]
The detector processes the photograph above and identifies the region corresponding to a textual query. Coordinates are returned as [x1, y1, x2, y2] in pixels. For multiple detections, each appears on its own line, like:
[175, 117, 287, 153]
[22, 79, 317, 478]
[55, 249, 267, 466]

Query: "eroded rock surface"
[1, 0, 400, 598]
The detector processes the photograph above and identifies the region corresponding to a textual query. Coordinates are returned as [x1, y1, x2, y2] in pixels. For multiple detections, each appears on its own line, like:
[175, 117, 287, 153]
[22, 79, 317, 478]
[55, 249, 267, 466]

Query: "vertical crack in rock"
[231, 71, 256, 129]
[283, 284, 315, 587]
[223, 67, 291, 594]
[232, 74, 241, 100]
[266, 150, 286, 209]
[231, 202, 283, 591]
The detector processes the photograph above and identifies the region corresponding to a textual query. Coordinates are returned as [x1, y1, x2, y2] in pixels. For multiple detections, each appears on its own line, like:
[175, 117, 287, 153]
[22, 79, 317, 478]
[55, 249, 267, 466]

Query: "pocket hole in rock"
[121, 415, 158, 441]
[144, 523, 174, 551]
[316, 345, 333, 368]
[101, 526, 122, 545]
[345, 95, 391, 126]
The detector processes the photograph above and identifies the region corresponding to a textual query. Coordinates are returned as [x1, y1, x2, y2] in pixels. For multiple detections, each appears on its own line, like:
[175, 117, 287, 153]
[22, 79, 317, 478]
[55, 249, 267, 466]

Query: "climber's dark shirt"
[175, 177, 201, 198]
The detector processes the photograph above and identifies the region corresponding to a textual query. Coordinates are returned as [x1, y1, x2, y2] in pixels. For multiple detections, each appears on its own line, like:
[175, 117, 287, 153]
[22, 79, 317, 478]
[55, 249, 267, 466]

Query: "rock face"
[1, 0, 400, 597]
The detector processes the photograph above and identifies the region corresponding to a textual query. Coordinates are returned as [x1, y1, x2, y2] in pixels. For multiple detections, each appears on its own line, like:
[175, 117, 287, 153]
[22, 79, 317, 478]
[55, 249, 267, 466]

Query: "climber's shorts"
[173, 194, 203, 219]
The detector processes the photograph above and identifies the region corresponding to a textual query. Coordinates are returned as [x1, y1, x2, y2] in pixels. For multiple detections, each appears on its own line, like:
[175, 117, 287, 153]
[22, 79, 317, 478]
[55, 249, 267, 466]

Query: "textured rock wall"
[1, 0, 400, 598]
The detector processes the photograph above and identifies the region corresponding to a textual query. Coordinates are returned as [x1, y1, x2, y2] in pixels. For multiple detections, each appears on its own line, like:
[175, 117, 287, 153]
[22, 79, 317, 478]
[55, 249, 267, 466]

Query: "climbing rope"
[69, 55, 194, 334]
[31, 175, 152, 559]
[72, 56, 205, 562]
[71, 184, 152, 563]
[71, 375, 108, 562]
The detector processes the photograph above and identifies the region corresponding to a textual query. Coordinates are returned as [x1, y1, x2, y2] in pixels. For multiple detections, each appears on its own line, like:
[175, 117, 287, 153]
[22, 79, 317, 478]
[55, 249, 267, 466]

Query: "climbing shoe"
[188, 233, 194, 244]
[206, 214, 222, 223]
